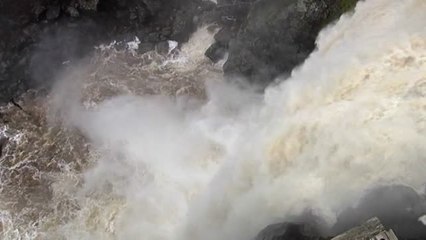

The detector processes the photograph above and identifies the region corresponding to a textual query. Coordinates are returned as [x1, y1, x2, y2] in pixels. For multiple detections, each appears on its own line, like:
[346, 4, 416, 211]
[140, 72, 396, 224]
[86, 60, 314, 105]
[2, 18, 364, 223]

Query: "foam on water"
[1, 0, 426, 239]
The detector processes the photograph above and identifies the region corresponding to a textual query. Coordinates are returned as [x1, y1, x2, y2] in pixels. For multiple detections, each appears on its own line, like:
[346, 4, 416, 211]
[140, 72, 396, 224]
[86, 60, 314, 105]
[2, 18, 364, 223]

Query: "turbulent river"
[1, 0, 426, 239]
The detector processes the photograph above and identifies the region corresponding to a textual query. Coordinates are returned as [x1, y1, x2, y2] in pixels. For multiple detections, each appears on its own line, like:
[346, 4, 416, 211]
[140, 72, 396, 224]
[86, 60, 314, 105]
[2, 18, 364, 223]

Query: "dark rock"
[216, 0, 254, 26]
[0, 137, 8, 158]
[205, 42, 227, 63]
[66, 6, 80, 17]
[205, 26, 237, 64]
[201, 1, 253, 63]
[142, 0, 162, 15]
[255, 222, 323, 240]
[46, 5, 61, 20]
[223, 0, 359, 87]
[137, 6, 149, 22]
[129, 9, 137, 20]
[33, 4, 47, 21]
[28, 22, 106, 88]
[331, 185, 426, 239]
[198, 0, 216, 12]
[0, 0, 216, 103]
[331, 217, 398, 240]
[161, 26, 172, 37]
[137, 42, 155, 54]
[170, 9, 196, 42]
[147, 32, 162, 42]
[115, 9, 129, 20]
[217, 0, 253, 5]
[78, 0, 99, 11]
[196, 1, 251, 28]
[214, 27, 234, 46]
[156, 41, 170, 55]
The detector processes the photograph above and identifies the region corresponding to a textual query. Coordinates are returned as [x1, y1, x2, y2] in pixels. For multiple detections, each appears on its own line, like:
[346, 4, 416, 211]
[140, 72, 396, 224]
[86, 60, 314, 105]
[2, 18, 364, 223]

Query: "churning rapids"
[1, 0, 426, 239]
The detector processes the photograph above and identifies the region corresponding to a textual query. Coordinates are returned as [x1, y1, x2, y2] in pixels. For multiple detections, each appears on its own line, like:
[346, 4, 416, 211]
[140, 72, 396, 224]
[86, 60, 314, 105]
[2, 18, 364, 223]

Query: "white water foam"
[2, 0, 426, 239]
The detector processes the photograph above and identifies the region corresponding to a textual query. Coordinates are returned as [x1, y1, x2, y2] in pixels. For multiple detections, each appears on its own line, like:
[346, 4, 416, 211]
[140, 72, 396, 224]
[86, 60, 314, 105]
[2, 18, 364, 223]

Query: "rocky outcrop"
[254, 218, 401, 240]
[253, 185, 426, 240]
[0, 137, 8, 158]
[254, 222, 324, 240]
[205, 0, 359, 87]
[204, 0, 255, 63]
[0, 0, 215, 103]
[331, 217, 398, 240]
[332, 185, 426, 239]
[0, 0, 361, 102]
[0, 5, 109, 102]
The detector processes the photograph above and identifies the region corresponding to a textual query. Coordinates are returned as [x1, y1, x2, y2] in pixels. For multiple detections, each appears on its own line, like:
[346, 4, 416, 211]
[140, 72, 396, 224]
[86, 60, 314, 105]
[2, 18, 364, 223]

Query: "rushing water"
[1, 0, 426, 239]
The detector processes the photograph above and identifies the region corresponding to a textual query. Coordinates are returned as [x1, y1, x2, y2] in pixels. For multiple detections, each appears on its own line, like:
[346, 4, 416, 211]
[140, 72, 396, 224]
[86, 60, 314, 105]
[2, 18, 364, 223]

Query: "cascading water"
[1, 0, 426, 239]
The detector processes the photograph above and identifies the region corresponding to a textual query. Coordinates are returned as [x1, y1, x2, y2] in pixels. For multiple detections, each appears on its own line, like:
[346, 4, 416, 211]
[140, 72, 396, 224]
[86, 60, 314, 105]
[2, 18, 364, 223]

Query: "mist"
[3, 0, 426, 239]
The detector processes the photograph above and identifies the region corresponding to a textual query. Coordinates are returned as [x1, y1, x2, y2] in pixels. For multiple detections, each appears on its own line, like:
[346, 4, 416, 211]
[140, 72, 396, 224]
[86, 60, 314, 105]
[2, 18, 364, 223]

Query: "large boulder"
[331, 185, 426, 239]
[254, 222, 323, 240]
[221, 0, 359, 87]
[331, 217, 396, 240]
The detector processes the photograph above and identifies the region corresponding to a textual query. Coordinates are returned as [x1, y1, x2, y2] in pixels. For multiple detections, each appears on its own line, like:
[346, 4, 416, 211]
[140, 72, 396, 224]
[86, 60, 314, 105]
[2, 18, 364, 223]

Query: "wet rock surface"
[331, 217, 397, 240]
[254, 186, 426, 240]
[221, 0, 360, 86]
[254, 222, 325, 240]
[202, 0, 359, 86]
[0, 137, 8, 158]
[254, 218, 402, 240]
[0, 0, 216, 103]
[0, 0, 359, 102]
[332, 185, 426, 239]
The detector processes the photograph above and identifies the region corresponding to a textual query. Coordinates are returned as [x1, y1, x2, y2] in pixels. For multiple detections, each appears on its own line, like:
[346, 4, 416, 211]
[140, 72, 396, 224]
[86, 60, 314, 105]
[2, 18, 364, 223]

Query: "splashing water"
[1, 0, 426, 239]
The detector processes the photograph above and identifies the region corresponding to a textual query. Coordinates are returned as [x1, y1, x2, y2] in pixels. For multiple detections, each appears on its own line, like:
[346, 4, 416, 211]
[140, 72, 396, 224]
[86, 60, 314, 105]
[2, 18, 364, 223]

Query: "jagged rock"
[332, 185, 426, 239]
[253, 218, 401, 240]
[214, 27, 235, 47]
[170, 9, 197, 42]
[147, 32, 162, 42]
[33, 4, 47, 21]
[66, 6, 80, 17]
[0, 137, 8, 158]
[46, 5, 61, 20]
[130, 5, 150, 23]
[205, 42, 227, 63]
[78, 0, 99, 10]
[156, 41, 170, 55]
[142, 0, 162, 15]
[222, 0, 359, 86]
[0, 0, 212, 103]
[254, 222, 323, 240]
[332, 217, 398, 240]
[137, 42, 155, 54]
